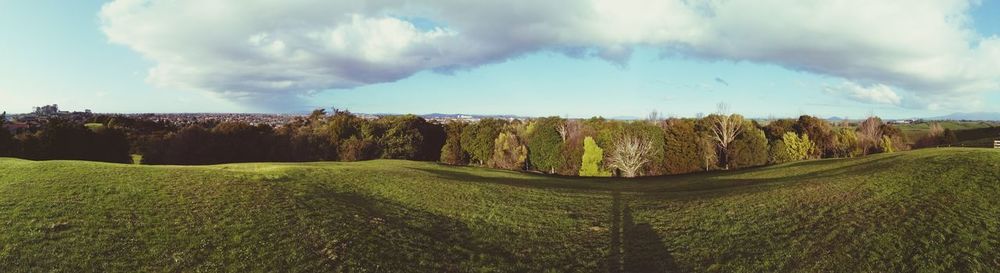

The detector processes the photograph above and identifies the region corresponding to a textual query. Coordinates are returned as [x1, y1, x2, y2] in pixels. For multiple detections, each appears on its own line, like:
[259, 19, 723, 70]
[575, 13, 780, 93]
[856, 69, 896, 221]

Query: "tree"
[579, 137, 611, 177]
[916, 122, 945, 148]
[440, 121, 468, 165]
[339, 136, 378, 162]
[794, 115, 834, 157]
[763, 119, 796, 141]
[90, 126, 133, 164]
[857, 116, 883, 155]
[880, 135, 896, 153]
[526, 117, 564, 173]
[489, 131, 527, 170]
[661, 119, 701, 174]
[942, 128, 958, 145]
[378, 115, 425, 160]
[777, 132, 816, 161]
[607, 131, 653, 178]
[556, 119, 588, 176]
[707, 103, 745, 170]
[0, 111, 13, 156]
[461, 118, 507, 165]
[768, 140, 791, 164]
[727, 125, 769, 169]
[879, 124, 908, 152]
[771, 132, 816, 163]
[832, 127, 862, 158]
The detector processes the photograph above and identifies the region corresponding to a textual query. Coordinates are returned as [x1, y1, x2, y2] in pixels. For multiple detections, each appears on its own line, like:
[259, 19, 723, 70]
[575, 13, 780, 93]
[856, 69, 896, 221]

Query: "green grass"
[897, 122, 997, 145]
[1, 148, 998, 272]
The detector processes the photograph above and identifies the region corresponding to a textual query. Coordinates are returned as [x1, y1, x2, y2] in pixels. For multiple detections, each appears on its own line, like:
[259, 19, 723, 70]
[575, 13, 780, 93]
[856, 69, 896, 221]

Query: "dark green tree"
[440, 121, 468, 165]
[661, 118, 701, 174]
[460, 118, 507, 165]
[727, 124, 769, 169]
[526, 117, 564, 173]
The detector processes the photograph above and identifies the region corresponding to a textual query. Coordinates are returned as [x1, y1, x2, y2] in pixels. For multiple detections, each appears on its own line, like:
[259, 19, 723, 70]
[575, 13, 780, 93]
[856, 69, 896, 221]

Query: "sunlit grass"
[0, 148, 997, 272]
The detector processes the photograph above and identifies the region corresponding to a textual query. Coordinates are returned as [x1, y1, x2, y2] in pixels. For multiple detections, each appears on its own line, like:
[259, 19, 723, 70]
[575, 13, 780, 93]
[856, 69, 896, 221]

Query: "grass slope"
[0, 148, 998, 272]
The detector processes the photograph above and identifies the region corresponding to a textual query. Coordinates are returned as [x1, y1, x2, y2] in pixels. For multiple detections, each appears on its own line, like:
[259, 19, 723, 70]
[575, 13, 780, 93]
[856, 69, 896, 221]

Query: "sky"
[1, 0, 999, 119]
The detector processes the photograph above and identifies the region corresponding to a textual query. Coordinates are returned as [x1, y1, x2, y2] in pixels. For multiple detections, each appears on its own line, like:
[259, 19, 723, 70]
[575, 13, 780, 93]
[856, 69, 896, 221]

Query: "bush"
[579, 137, 611, 177]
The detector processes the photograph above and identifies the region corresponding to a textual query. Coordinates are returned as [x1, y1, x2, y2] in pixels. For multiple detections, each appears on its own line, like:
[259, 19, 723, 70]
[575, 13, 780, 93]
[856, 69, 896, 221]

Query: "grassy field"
[1, 148, 998, 272]
[897, 121, 998, 146]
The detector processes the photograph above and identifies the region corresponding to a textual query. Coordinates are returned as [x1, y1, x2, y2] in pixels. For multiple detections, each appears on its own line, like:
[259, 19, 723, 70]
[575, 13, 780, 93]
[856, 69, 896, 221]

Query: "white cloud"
[824, 82, 902, 105]
[100, 0, 1000, 109]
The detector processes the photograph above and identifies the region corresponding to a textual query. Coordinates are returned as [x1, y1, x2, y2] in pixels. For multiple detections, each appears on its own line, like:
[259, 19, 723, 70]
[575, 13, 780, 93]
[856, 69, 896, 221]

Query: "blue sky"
[1, 0, 999, 119]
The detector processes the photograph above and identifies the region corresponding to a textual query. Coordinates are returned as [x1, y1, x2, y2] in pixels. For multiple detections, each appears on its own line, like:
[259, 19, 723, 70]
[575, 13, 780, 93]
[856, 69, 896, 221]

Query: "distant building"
[33, 104, 60, 115]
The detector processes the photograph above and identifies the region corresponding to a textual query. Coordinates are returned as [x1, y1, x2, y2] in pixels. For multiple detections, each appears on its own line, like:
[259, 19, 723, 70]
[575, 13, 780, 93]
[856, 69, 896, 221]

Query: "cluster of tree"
[438, 105, 908, 178]
[0, 107, 912, 177]
[914, 123, 958, 148]
[0, 116, 131, 163]
[138, 109, 446, 165]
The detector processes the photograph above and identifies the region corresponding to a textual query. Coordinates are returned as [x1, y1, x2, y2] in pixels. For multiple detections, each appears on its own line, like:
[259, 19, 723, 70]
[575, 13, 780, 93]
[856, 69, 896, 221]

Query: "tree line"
[2, 106, 948, 177]
[0, 113, 132, 163]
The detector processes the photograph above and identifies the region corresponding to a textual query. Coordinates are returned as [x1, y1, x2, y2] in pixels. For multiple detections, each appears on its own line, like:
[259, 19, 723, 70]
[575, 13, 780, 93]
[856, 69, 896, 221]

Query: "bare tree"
[856, 116, 884, 154]
[647, 110, 662, 123]
[556, 121, 568, 142]
[709, 103, 745, 170]
[607, 132, 653, 178]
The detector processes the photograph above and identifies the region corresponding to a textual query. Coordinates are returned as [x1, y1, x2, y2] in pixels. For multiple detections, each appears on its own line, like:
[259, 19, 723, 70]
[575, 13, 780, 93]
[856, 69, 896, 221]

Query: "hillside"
[1, 148, 998, 272]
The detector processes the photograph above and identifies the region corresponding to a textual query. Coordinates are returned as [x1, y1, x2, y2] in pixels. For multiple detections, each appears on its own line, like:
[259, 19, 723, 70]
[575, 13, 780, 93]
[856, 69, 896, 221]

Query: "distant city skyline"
[2, 1, 1000, 119]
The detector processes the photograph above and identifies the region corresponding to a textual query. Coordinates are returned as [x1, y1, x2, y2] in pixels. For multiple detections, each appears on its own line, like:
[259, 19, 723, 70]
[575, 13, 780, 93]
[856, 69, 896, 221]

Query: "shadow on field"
[609, 192, 678, 273]
[412, 154, 901, 196]
[409, 166, 599, 191]
[290, 183, 518, 272]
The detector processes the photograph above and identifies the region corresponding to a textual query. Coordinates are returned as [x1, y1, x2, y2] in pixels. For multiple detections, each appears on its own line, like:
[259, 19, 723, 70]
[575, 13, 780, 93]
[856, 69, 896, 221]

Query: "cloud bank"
[100, 0, 1000, 109]
[824, 82, 902, 106]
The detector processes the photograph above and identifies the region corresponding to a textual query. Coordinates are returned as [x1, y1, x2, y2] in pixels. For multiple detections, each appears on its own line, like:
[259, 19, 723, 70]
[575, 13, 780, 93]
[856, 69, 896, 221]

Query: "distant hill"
[927, 112, 1000, 121]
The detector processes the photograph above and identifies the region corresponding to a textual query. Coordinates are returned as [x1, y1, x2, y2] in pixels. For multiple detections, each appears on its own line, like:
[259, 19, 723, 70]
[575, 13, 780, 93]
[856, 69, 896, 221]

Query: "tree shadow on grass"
[609, 192, 679, 273]
[406, 166, 603, 192]
[409, 154, 904, 200]
[287, 183, 518, 272]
